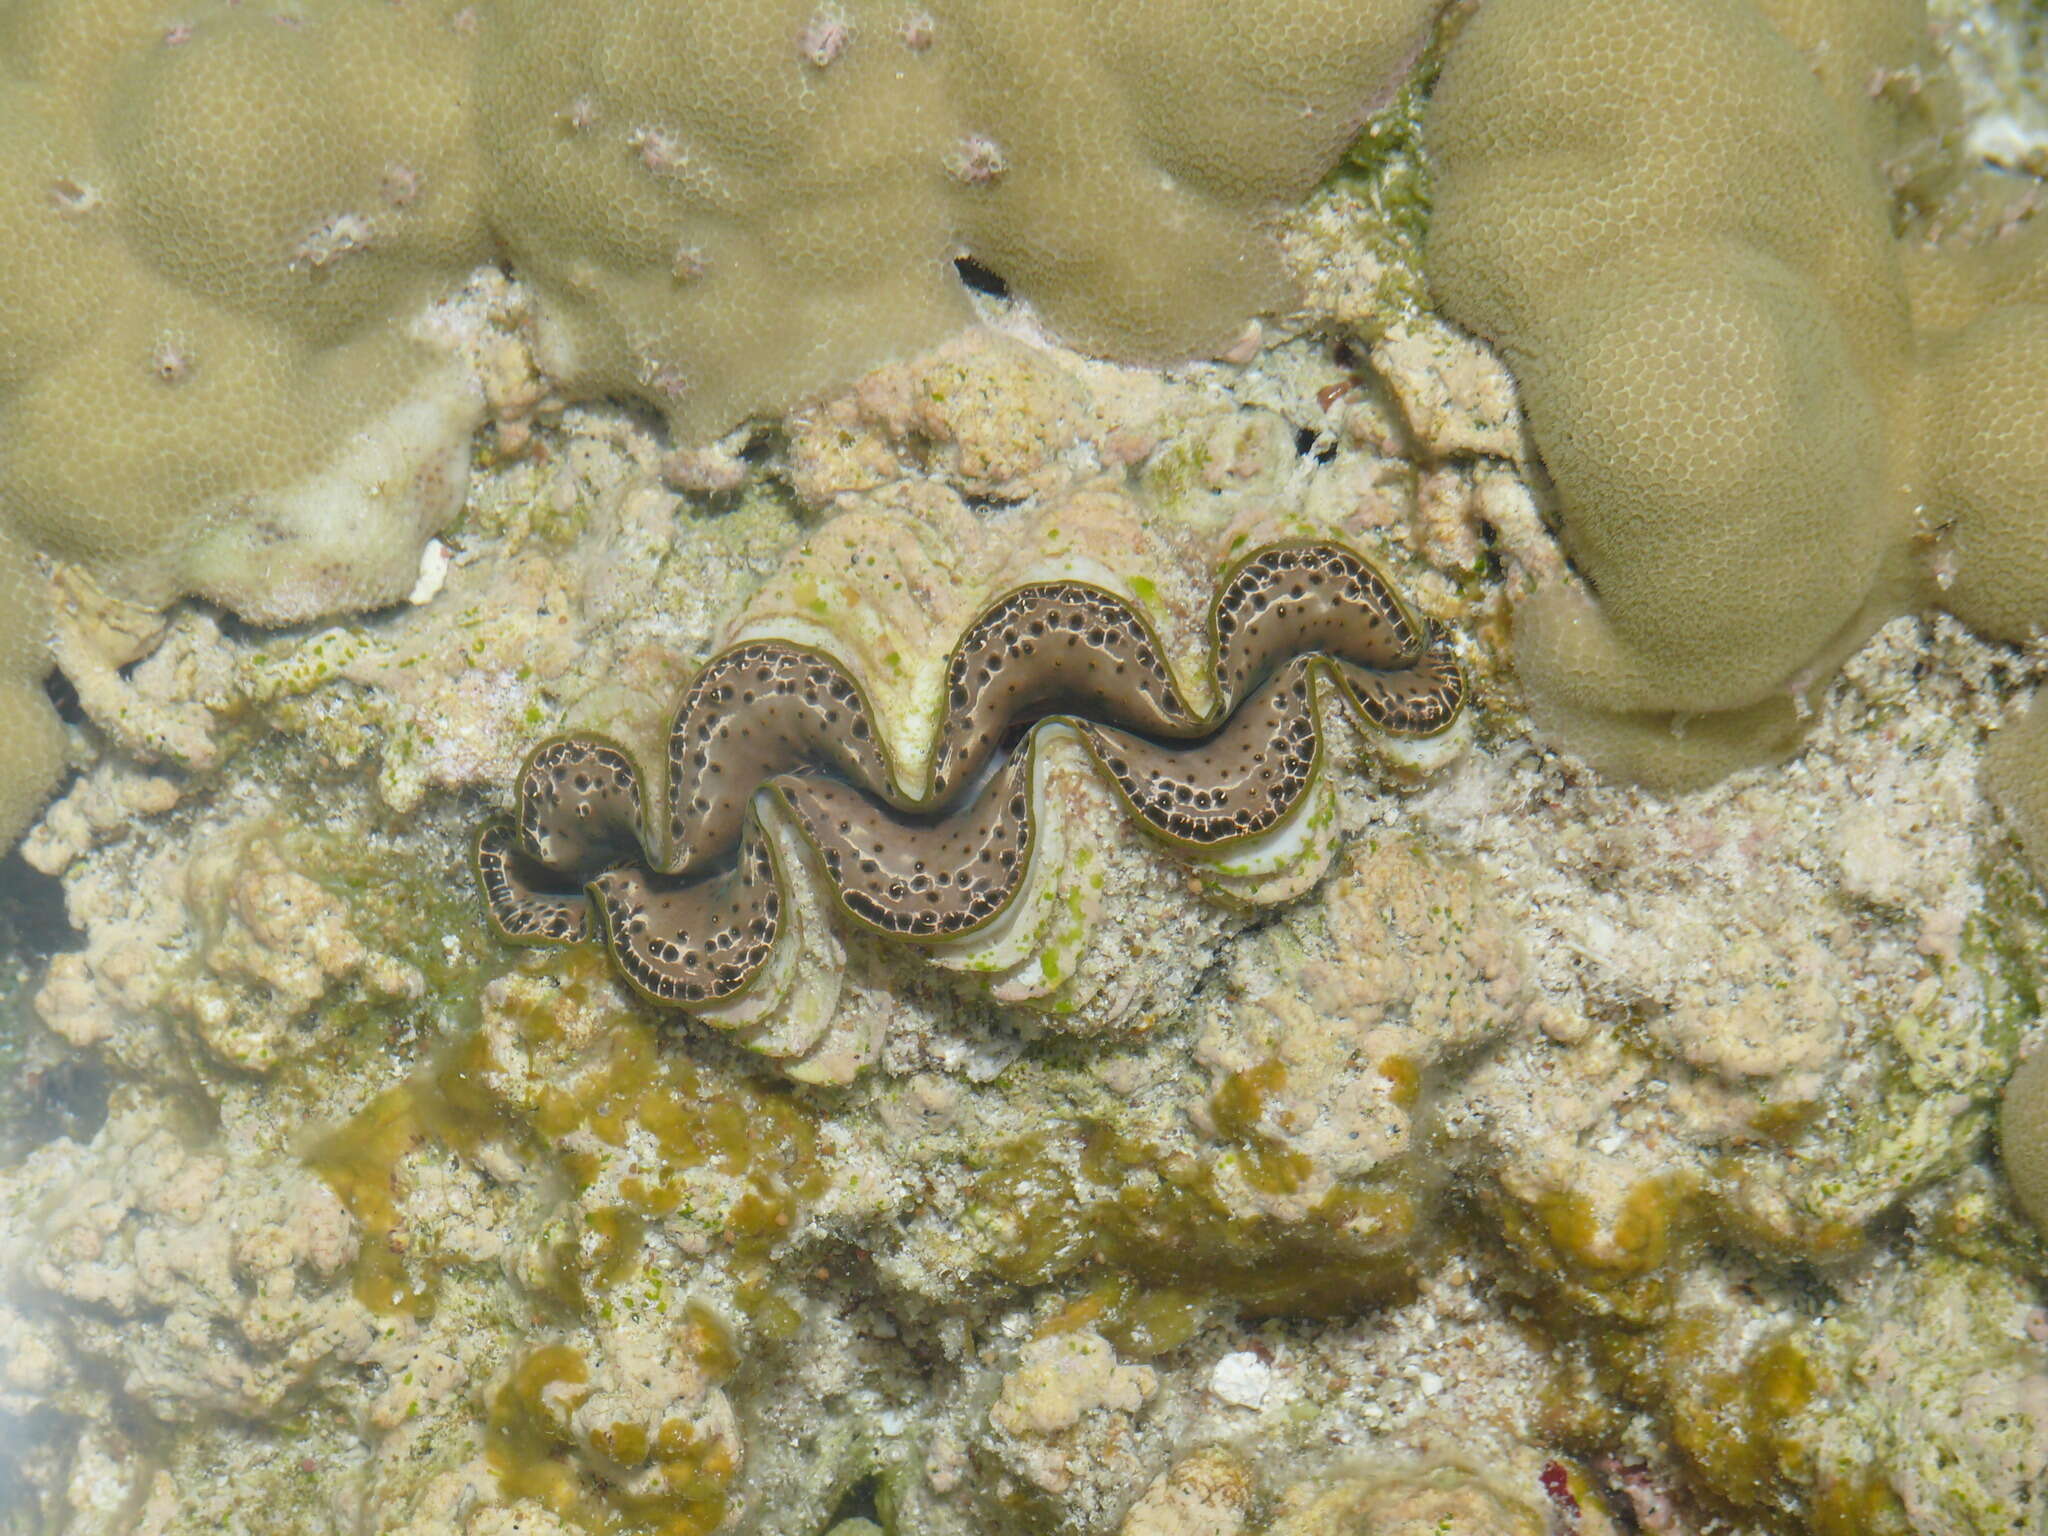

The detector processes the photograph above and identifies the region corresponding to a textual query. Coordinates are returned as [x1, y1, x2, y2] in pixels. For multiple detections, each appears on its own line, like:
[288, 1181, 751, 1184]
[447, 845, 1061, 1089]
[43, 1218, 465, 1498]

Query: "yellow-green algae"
[1537, 1304, 1880, 1534]
[944, 1012, 1478, 1345]
[972, 1114, 1432, 1326]
[305, 947, 825, 1532]
[1008, 1095, 1433, 1355]
[486, 1305, 742, 1536]
[1447, 853, 2048, 1534]
[311, 948, 825, 1326]
[1548, 1250, 2048, 1536]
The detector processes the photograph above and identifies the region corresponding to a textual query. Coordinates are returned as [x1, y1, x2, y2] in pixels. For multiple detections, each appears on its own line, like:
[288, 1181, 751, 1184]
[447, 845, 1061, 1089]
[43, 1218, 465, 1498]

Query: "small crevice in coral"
[41, 669, 84, 729]
[952, 254, 1011, 300]
[823, 1471, 885, 1527]
[0, 850, 78, 955]
[12, 1052, 109, 1154]
[1292, 424, 1339, 464]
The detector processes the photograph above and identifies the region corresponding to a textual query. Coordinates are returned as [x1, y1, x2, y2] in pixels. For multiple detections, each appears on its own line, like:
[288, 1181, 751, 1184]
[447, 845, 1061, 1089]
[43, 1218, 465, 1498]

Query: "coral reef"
[0, 0, 498, 845]
[9, 163, 2048, 1531]
[3, 0, 2048, 1532]
[1425, 0, 2048, 788]
[0, 0, 1441, 849]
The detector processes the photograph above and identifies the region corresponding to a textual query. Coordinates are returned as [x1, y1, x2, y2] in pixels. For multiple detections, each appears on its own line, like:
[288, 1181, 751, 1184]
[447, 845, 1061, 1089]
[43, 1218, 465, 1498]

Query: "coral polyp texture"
[0, 0, 495, 846]
[0, 0, 1442, 850]
[477, 541, 1462, 1047]
[476, 0, 1439, 434]
[2000, 1038, 2048, 1232]
[1425, 0, 2048, 789]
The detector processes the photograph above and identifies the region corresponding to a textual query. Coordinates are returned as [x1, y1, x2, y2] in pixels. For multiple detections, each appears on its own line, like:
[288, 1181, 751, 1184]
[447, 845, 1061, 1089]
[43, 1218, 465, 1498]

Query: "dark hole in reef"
[42, 669, 84, 727]
[1474, 517, 1505, 584]
[0, 848, 105, 1155]
[953, 255, 1010, 299]
[210, 607, 271, 647]
[1, 849, 77, 954]
[1292, 425, 1337, 464]
[824, 1473, 884, 1529]
[959, 488, 1029, 512]
[12, 1055, 111, 1154]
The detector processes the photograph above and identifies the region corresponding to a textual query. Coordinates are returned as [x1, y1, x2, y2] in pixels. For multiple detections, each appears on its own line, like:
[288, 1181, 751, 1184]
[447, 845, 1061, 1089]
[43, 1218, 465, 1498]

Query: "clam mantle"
[476, 541, 1464, 1024]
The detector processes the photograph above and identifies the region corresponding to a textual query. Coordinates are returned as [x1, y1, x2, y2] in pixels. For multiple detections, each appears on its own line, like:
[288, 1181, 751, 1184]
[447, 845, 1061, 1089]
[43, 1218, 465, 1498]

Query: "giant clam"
[475, 540, 1462, 1027]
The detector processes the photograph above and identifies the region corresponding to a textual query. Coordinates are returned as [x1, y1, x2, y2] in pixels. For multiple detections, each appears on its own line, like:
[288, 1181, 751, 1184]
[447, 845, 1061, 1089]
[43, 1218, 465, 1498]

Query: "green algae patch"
[969, 1118, 1433, 1319]
[1765, 860, 2048, 1243]
[486, 1304, 740, 1536]
[1661, 858, 2048, 1268]
[1320, 77, 1437, 333]
[1971, 856, 2048, 1060]
[1487, 1172, 1709, 1329]
[308, 946, 826, 1322]
[1136, 434, 1221, 512]
[1333, 76, 1433, 233]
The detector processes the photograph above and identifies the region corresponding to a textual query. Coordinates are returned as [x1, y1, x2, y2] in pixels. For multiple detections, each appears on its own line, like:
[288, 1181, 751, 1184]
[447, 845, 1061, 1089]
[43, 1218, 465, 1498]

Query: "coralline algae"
[3, 1, 2048, 1533]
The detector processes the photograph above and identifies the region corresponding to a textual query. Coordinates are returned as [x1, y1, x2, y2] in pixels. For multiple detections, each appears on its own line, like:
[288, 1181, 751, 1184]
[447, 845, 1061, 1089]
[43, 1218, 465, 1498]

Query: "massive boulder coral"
[477, 0, 1440, 435]
[0, 546, 62, 861]
[1425, 0, 2048, 788]
[0, 0, 1443, 850]
[0, 0, 493, 848]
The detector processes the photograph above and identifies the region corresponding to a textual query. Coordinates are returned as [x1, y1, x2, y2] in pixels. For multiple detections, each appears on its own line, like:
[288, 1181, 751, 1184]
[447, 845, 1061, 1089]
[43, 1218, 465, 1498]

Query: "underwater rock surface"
[2, 1, 2048, 1534]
